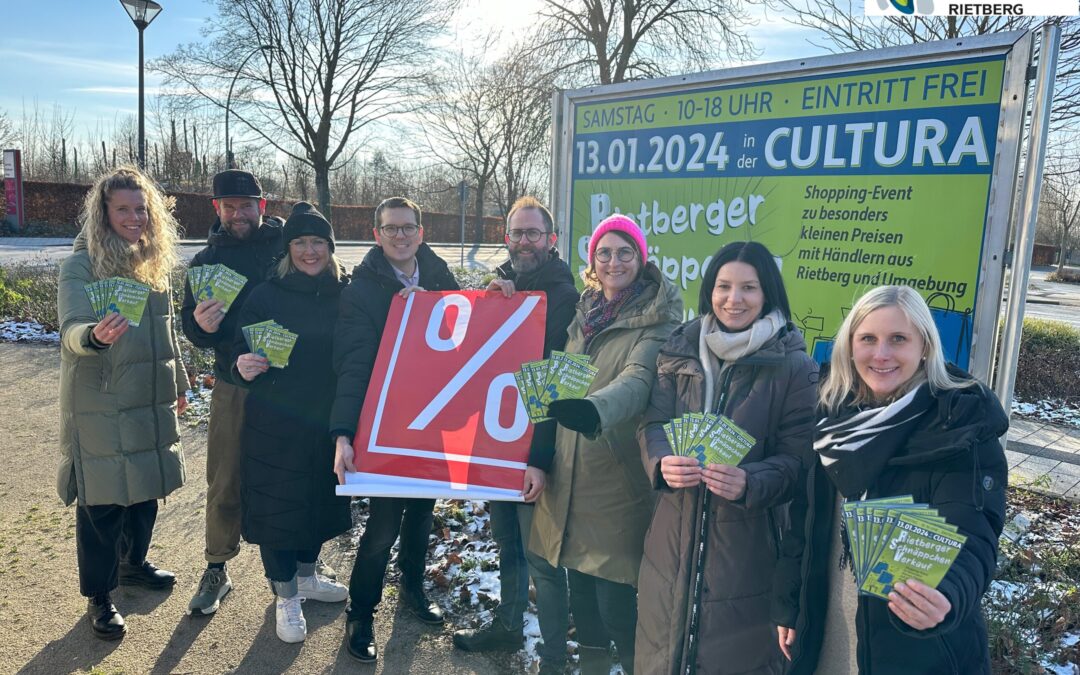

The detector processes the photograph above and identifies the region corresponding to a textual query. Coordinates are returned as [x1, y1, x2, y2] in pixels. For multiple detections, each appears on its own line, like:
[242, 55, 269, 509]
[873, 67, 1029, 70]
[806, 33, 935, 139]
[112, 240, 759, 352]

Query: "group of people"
[57, 163, 1009, 674]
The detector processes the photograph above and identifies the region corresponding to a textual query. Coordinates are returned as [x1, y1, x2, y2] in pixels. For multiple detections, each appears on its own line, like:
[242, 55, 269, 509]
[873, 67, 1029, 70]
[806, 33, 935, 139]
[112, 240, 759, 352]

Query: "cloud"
[70, 86, 164, 96]
[0, 49, 136, 77]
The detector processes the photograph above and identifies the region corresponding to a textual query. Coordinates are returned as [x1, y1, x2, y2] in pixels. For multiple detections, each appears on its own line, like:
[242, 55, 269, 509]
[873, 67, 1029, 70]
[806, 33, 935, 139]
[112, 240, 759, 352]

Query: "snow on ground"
[1014, 398, 1080, 430]
[0, 320, 58, 344]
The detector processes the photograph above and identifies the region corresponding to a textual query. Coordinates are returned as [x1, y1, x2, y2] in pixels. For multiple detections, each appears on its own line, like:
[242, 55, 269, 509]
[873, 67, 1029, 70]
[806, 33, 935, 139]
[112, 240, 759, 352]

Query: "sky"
[0, 0, 831, 147]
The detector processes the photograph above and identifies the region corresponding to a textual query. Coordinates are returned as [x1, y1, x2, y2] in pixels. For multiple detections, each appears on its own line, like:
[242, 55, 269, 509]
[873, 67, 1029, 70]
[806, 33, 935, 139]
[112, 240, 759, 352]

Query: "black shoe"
[87, 594, 125, 641]
[119, 561, 177, 589]
[345, 617, 377, 662]
[452, 621, 523, 652]
[538, 661, 565, 675]
[401, 584, 444, 625]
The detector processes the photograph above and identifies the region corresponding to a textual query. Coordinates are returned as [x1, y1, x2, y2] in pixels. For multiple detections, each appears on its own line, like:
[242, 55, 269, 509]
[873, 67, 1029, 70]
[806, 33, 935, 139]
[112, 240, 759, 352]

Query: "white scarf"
[699, 309, 786, 411]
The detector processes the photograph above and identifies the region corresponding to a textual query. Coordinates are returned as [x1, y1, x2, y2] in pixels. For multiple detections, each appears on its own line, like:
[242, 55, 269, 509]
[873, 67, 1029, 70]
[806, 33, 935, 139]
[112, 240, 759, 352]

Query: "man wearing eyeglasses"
[329, 196, 460, 664]
[452, 196, 580, 674]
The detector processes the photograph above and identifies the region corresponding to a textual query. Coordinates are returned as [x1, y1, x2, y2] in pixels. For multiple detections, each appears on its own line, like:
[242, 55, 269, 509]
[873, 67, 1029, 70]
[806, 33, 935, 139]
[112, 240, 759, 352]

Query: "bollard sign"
[337, 290, 546, 500]
[3, 149, 24, 230]
[552, 32, 1035, 382]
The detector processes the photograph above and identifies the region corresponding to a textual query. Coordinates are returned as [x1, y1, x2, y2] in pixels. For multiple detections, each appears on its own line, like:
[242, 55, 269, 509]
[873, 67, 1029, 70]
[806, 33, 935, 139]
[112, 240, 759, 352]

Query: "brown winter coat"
[530, 264, 683, 586]
[635, 318, 817, 675]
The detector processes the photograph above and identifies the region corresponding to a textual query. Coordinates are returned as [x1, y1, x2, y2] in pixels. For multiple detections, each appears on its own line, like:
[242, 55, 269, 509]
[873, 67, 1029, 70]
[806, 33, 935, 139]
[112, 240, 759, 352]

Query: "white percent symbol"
[407, 293, 539, 442]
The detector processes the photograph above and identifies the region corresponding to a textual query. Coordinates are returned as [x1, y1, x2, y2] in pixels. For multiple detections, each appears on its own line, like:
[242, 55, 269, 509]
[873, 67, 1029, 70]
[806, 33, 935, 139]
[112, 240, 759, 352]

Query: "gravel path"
[0, 342, 516, 674]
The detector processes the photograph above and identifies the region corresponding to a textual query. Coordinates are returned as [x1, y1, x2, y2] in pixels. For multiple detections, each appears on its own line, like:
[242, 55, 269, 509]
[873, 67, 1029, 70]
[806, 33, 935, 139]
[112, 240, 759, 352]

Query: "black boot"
[453, 620, 523, 651]
[345, 615, 377, 662]
[119, 561, 176, 589]
[87, 594, 125, 640]
[401, 582, 444, 625]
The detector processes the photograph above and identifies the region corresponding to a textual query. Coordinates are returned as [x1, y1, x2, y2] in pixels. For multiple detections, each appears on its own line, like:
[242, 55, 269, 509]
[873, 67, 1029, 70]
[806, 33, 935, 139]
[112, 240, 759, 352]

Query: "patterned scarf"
[814, 383, 935, 498]
[582, 280, 645, 349]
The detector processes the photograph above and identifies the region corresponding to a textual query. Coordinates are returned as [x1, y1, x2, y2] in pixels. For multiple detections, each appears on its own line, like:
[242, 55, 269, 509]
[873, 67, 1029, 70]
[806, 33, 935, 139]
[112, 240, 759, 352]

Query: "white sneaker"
[297, 573, 348, 602]
[275, 596, 307, 643]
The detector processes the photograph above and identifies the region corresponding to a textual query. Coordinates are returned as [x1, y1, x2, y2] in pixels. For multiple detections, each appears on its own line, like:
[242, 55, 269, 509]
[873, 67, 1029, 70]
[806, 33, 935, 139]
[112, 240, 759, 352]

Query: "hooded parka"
[232, 267, 352, 550]
[635, 317, 818, 675]
[530, 263, 683, 586]
[770, 372, 1008, 675]
[57, 233, 188, 507]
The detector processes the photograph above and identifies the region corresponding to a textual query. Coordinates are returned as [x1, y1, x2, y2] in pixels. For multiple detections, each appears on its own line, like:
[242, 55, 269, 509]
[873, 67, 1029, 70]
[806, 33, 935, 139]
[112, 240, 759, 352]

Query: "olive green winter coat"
[57, 234, 187, 507]
[530, 264, 683, 586]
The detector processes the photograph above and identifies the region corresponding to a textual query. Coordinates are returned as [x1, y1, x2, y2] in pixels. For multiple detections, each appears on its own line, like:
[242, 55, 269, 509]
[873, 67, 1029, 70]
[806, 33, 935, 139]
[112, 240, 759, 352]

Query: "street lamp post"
[226, 45, 273, 170]
[118, 0, 163, 170]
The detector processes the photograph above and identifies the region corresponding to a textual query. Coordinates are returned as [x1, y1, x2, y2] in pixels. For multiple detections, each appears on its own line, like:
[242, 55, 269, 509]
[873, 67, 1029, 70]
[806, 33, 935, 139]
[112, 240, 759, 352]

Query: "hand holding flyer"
[84, 277, 151, 326]
[513, 351, 598, 423]
[241, 320, 298, 368]
[663, 413, 755, 467]
[188, 264, 248, 313]
[842, 495, 966, 601]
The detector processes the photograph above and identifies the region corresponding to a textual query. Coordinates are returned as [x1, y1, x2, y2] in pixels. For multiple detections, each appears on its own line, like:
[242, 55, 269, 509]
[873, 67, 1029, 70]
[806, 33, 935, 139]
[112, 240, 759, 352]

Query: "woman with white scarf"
[635, 241, 818, 675]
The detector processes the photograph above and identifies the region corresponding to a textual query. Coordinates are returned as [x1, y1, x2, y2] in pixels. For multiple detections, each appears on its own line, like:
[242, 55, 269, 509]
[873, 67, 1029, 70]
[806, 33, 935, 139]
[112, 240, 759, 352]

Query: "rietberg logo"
[865, 0, 1076, 15]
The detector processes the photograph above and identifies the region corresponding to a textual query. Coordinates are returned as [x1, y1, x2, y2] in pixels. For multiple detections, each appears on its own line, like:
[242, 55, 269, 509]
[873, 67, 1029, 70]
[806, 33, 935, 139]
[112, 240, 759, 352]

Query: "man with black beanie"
[452, 196, 580, 674]
[330, 197, 459, 663]
[182, 169, 295, 616]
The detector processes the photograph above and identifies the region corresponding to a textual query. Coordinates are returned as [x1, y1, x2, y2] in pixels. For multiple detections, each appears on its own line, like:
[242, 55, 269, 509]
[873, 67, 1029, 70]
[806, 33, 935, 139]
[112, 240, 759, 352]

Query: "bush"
[1047, 268, 1080, 284]
[0, 261, 60, 331]
[1014, 318, 1080, 403]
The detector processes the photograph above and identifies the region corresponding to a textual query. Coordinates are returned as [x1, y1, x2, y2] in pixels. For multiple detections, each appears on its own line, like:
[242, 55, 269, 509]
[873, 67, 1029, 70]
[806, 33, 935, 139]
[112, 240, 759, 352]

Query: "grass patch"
[986, 487, 1080, 673]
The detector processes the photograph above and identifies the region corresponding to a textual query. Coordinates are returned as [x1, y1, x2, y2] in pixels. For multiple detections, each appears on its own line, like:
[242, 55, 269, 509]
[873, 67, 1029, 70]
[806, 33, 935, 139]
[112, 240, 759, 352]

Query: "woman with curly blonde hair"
[57, 166, 189, 641]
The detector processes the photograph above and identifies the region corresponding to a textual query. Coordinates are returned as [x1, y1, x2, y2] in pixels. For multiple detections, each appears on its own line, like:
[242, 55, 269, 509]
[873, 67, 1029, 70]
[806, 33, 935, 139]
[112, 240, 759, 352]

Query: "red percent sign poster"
[336, 290, 547, 500]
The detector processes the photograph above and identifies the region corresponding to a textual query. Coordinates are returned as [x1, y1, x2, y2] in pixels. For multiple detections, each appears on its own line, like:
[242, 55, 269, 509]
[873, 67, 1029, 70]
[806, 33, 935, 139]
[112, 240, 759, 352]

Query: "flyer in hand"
[187, 264, 248, 313]
[84, 277, 151, 326]
[842, 495, 967, 600]
[241, 319, 298, 368]
[512, 351, 598, 423]
[663, 413, 755, 467]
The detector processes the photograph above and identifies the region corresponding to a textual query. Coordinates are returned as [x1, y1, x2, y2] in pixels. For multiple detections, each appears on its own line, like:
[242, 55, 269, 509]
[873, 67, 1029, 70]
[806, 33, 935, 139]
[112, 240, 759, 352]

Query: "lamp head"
[119, 0, 163, 28]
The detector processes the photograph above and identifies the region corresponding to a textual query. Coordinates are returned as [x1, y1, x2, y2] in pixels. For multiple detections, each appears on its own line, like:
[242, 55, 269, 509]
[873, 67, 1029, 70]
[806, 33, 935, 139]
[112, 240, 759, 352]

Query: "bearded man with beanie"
[330, 197, 459, 663]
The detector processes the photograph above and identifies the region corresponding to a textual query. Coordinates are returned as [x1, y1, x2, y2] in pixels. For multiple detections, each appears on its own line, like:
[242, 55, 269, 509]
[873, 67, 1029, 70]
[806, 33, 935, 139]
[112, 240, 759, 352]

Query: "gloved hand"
[547, 398, 601, 436]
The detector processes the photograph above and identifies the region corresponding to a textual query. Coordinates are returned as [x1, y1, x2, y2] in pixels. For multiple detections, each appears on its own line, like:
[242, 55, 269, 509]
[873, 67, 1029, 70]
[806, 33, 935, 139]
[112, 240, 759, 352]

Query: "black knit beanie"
[283, 201, 335, 252]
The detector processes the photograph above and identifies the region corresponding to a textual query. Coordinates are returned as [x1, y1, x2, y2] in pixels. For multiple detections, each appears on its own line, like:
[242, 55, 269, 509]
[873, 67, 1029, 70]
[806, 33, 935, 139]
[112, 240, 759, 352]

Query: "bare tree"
[1040, 134, 1080, 272]
[489, 52, 555, 213]
[771, 2, 1080, 125]
[419, 42, 506, 240]
[153, 0, 457, 216]
[533, 0, 758, 85]
[0, 108, 16, 148]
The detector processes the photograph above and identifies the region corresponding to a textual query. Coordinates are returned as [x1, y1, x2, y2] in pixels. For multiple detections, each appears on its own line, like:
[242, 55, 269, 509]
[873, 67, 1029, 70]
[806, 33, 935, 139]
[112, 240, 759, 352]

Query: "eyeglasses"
[506, 229, 549, 243]
[594, 247, 637, 263]
[379, 224, 419, 238]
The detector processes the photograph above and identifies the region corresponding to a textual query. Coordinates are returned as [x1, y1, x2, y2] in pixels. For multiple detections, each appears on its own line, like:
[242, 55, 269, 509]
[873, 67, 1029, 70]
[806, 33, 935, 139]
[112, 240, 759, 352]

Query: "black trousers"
[347, 496, 434, 620]
[568, 569, 638, 674]
[259, 545, 321, 582]
[75, 499, 158, 598]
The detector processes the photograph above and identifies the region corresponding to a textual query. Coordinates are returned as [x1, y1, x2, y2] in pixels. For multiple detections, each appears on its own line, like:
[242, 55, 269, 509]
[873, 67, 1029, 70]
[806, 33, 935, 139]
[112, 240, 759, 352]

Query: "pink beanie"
[588, 214, 647, 264]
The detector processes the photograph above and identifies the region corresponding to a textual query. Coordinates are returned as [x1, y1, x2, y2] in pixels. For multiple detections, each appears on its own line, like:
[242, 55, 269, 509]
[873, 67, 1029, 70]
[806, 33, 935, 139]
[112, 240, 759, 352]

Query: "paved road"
[0, 239, 507, 271]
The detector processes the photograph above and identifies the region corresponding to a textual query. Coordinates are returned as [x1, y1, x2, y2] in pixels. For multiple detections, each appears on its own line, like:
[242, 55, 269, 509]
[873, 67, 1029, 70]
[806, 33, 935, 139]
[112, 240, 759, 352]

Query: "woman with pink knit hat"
[530, 214, 683, 674]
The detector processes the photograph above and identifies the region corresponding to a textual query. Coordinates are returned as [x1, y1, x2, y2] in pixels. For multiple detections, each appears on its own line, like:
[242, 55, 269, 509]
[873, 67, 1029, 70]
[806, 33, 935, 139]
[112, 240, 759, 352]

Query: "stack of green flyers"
[663, 413, 755, 467]
[241, 320, 298, 368]
[843, 495, 967, 600]
[187, 264, 247, 312]
[84, 277, 151, 326]
[513, 351, 598, 422]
